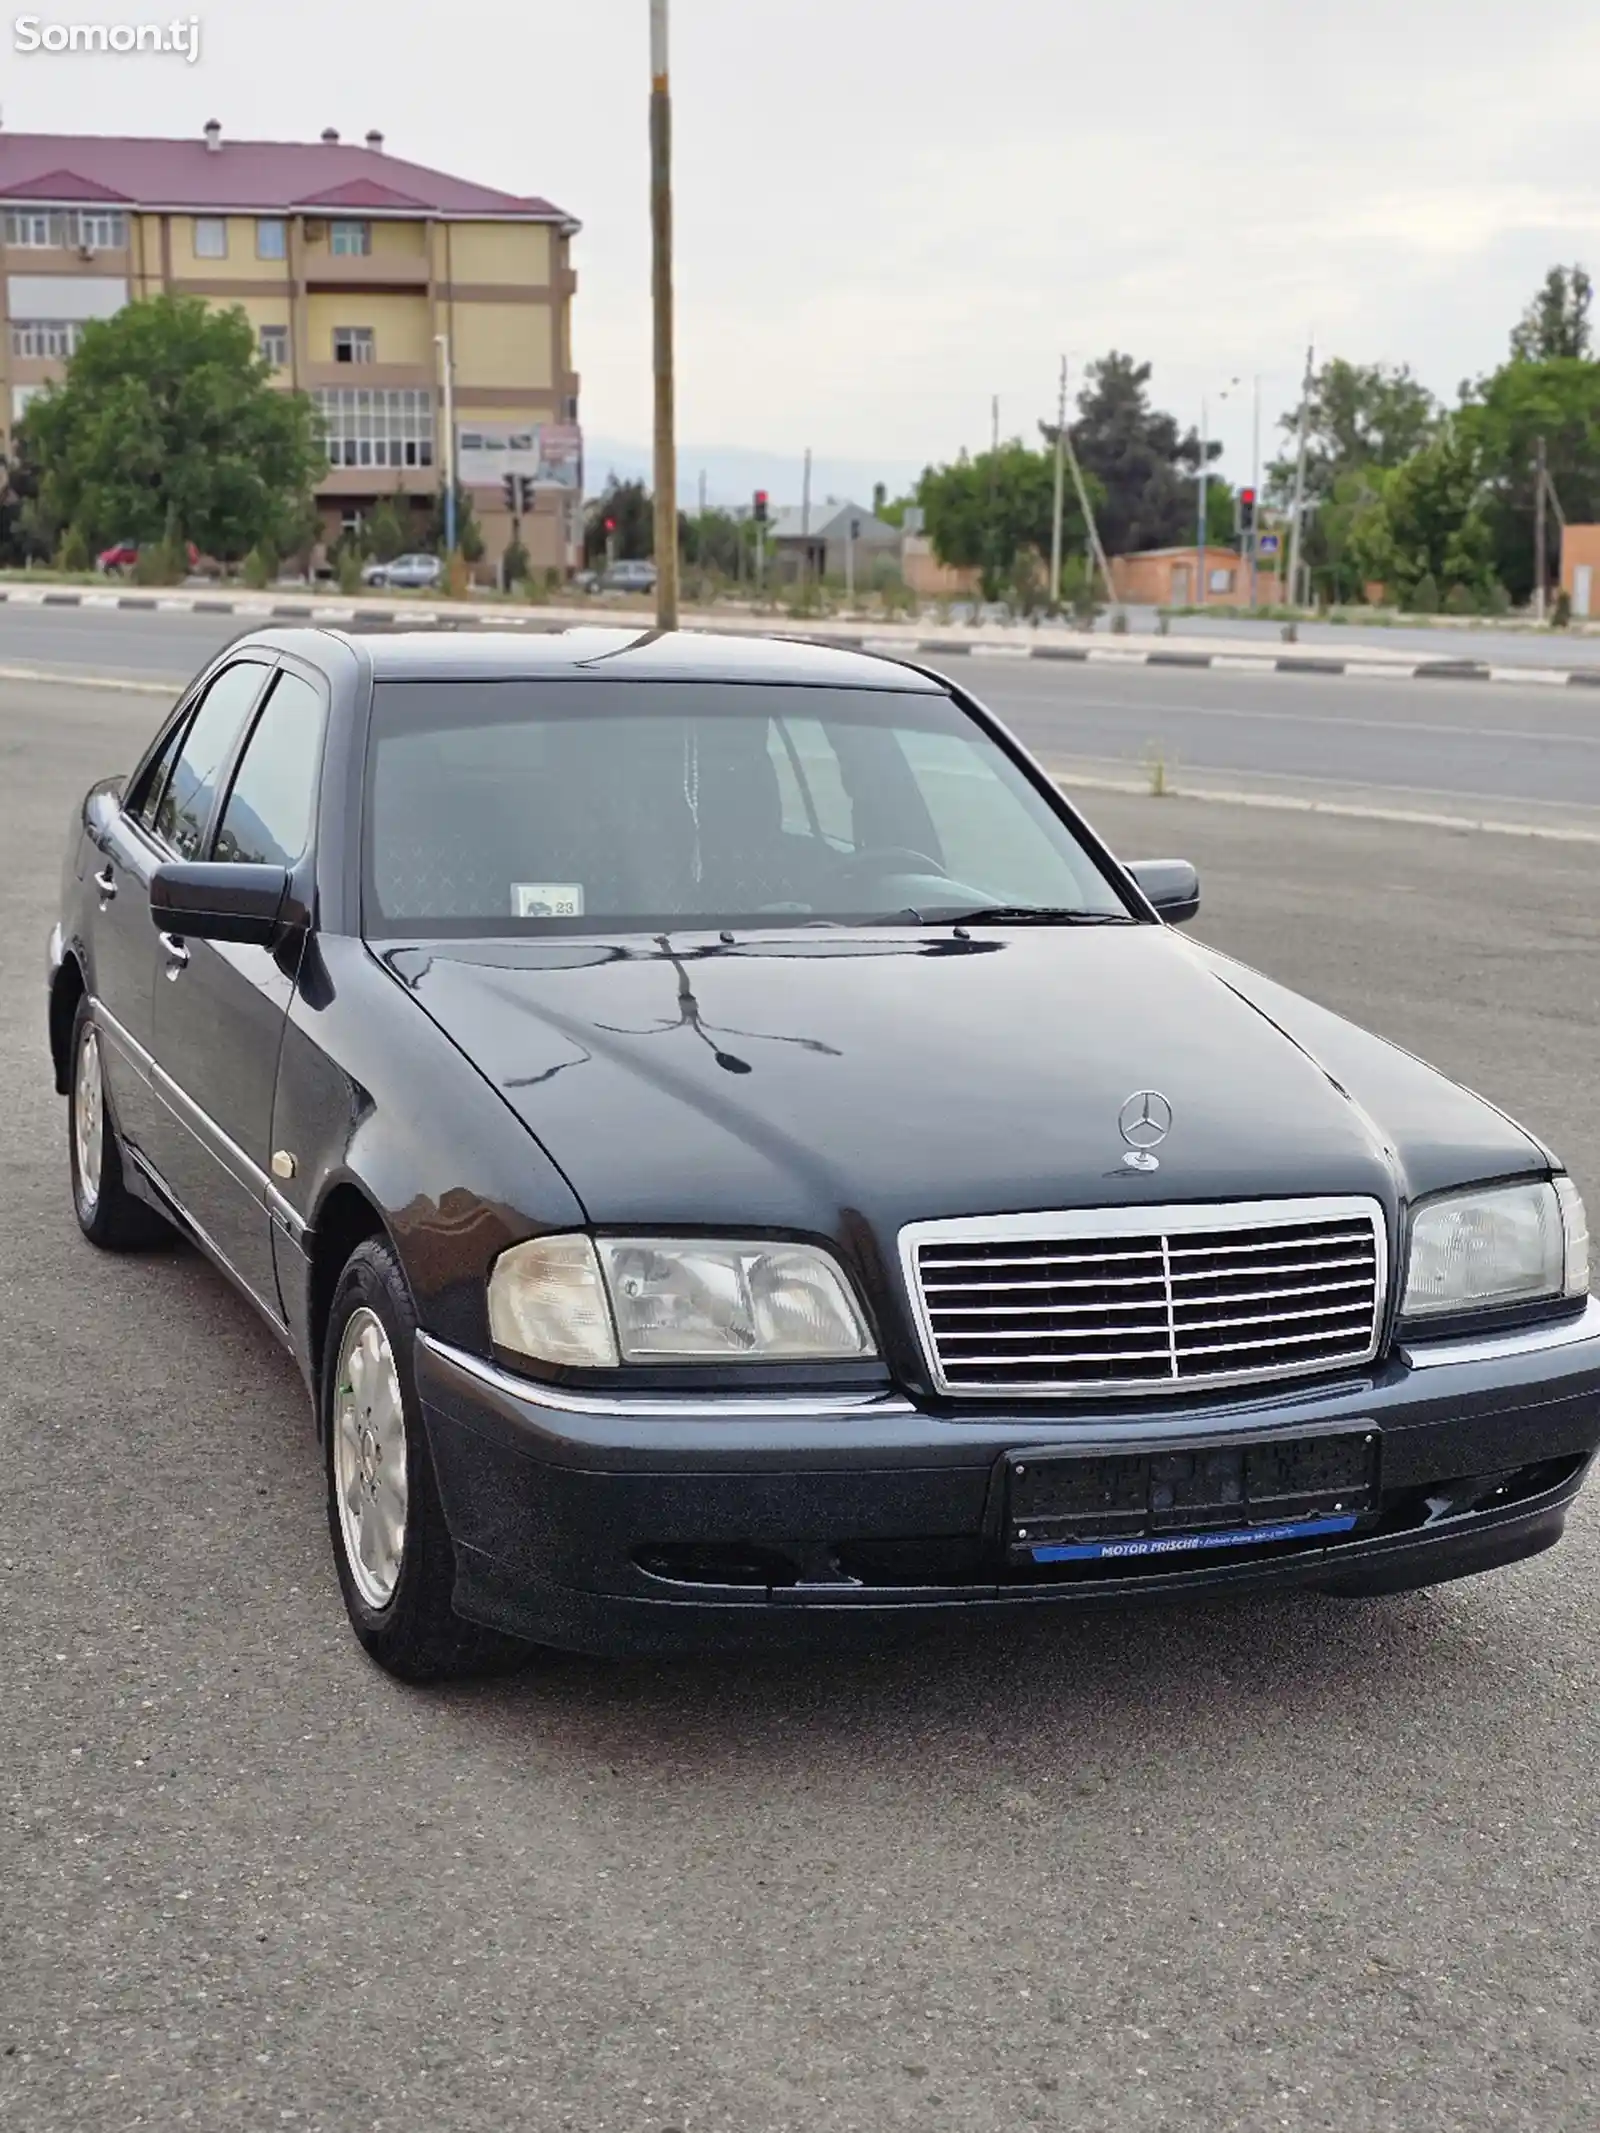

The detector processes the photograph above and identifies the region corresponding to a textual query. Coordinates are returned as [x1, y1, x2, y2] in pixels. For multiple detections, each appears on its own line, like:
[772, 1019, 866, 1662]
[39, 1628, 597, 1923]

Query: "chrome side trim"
[92, 995, 308, 1245]
[89, 994, 155, 1085]
[1401, 1295, 1600, 1369]
[418, 1333, 917, 1420]
[899, 1196, 1389, 1400]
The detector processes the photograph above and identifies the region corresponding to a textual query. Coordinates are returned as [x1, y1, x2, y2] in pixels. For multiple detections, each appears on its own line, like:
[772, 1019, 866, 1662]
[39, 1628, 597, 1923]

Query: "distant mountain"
[581, 437, 927, 512]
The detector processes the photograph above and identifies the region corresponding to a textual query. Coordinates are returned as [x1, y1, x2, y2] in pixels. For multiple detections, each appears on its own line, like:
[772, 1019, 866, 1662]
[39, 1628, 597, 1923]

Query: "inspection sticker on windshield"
[512, 883, 585, 918]
[1029, 1515, 1357, 1564]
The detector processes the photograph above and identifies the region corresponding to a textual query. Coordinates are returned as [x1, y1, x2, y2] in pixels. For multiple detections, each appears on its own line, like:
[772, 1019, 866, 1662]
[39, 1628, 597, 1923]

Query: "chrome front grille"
[904, 1198, 1386, 1396]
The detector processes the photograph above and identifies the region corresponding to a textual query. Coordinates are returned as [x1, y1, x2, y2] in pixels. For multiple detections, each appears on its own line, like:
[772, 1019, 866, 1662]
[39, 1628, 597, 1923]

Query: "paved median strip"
[6, 582, 1600, 689]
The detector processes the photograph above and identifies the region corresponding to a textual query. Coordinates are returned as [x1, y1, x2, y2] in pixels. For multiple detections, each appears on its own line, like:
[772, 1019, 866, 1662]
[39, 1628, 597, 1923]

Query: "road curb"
[5, 584, 1600, 689]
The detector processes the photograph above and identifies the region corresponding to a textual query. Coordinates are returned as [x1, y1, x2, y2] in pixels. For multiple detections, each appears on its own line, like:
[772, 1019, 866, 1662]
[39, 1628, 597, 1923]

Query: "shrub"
[133, 539, 184, 586]
[57, 525, 91, 573]
[1552, 588, 1572, 628]
[1443, 581, 1476, 616]
[502, 537, 530, 592]
[1408, 572, 1440, 614]
[336, 547, 363, 596]
[445, 552, 471, 599]
[241, 544, 275, 590]
[1484, 580, 1511, 616]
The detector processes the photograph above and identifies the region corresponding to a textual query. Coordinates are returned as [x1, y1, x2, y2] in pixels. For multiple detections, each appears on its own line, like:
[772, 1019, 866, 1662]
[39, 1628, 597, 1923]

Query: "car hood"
[380, 928, 1545, 1240]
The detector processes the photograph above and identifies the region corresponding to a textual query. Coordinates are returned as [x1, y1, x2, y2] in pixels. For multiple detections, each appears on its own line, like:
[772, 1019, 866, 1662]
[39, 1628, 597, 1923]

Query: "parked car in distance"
[577, 558, 659, 596]
[361, 553, 443, 591]
[96, 539, 202, 575]
[49, 626, 1600, 1683]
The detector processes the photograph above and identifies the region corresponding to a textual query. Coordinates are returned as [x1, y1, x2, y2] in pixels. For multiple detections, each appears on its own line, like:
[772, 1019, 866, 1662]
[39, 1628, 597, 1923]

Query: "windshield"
[362, 679, 1134, 937]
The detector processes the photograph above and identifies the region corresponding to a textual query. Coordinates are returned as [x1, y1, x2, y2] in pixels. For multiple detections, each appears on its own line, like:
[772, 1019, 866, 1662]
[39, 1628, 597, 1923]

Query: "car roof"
[245, 624, 945, 690]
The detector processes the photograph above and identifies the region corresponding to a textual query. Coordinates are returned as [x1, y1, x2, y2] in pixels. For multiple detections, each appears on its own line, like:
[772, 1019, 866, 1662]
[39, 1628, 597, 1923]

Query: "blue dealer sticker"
[1029, 1515, 1358, 1564]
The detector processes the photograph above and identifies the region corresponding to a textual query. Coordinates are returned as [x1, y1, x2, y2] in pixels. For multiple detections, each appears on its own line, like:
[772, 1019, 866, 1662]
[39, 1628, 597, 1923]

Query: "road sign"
[1257, 533, 1281, 556]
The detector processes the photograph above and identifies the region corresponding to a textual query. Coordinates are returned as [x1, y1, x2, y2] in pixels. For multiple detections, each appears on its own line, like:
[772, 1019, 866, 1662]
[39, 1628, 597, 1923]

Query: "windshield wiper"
[935, 904, 1139, 927]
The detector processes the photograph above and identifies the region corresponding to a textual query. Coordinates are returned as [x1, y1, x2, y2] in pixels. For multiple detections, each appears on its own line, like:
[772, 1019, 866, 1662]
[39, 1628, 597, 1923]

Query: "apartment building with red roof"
[0, 122, 582, 571]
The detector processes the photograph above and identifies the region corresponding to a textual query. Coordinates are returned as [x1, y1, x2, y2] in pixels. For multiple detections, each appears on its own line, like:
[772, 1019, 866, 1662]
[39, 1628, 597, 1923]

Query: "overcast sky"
[8, 0, 1600, 501]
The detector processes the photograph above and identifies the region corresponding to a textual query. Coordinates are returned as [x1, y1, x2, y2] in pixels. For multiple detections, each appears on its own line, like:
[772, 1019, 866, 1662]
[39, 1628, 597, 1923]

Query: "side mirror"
[1126, 858, 1200, 925]
[150, 861, 292, 947]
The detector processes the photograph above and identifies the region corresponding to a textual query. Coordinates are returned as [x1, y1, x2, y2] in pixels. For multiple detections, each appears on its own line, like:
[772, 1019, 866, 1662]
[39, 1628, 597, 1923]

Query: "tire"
[322, 1237, 529, 1682]
[68, 997, 171, 1250]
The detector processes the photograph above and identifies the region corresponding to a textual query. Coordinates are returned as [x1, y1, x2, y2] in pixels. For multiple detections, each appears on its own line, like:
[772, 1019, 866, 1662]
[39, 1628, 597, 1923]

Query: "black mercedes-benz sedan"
[47, 626, 1600, 1678]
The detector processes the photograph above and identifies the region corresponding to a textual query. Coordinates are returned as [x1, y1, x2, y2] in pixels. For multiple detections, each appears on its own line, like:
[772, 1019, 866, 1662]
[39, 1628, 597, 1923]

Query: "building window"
[4, 207, 126, 249]
[9, 319, 85, 358]
[193, 217, 228, 259]
[256, 218, 287, 261]
[329, 220, 371, 257]
[332, 326, 375, 365]
[76, 211, 126, 250]
[258, 324, 289, 368]
[313, 388, 434, 469]
[5, 209, 56, 247]
[12, 383, 45, 420]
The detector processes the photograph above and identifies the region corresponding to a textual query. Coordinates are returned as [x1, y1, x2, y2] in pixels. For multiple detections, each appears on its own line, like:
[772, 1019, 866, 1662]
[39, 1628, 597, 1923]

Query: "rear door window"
[154, 662, 272, 859]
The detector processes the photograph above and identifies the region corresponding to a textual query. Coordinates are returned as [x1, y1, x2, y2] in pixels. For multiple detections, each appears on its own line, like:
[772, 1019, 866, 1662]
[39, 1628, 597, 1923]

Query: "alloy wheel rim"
[333, 1307, 409, 1610]
[75, 1025, 104, 1214]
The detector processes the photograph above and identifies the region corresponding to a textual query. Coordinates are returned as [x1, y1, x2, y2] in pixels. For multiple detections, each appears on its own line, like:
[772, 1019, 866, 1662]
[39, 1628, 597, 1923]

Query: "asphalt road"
[6, 677, 1600, 2133]
[6, 600, 1600, 822]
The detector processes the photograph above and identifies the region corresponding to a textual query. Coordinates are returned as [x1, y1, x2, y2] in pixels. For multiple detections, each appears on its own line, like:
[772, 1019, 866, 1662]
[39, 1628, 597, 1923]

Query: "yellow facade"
[444, 221, 551, 285]
[169, 213, 295, 281]
[448, 302, 553, 391]
[304, 291, 431, 367]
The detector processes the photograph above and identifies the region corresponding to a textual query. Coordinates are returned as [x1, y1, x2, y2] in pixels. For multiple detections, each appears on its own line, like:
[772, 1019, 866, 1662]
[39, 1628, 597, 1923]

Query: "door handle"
[94, 865, 117, 903]
[159, 932, 190, 976]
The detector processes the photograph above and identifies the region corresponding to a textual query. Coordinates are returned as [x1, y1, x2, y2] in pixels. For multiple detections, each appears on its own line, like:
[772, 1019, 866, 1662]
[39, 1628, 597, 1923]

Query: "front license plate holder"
[1005, 1428, 1379, 1565]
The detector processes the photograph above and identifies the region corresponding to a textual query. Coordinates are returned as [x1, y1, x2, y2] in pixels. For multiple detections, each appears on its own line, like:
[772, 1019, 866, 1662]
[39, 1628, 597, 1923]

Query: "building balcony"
[301, 360, 434, 390]
[317, 465, 439, 498]
[301, 250, 430, 290]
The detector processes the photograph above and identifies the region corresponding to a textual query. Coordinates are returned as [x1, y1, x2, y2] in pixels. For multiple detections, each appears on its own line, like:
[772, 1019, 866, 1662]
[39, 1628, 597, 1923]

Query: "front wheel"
[68, 997, 170, 1249]
[323, 1238, 528, 1682]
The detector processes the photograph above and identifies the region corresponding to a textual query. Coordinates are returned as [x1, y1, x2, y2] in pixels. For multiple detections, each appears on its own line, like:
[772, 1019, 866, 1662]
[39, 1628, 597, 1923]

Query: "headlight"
[487, 1234, 875, 1368]
[1403, 1179, 1588, 1320]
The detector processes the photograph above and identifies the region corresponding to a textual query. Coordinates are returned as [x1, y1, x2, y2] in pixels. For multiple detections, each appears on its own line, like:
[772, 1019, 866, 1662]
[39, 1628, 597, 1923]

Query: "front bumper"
[415, 1302, 1600, 1656]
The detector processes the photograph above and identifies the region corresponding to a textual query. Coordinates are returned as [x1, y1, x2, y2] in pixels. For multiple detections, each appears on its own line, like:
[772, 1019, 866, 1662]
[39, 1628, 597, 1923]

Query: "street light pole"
[434, 332, 456, 557]
[1196, 395, 1209, 611]
[1049, 355, 1068, 614]
[1248, 373, 1261, 609]
[649, 0, 679, 630]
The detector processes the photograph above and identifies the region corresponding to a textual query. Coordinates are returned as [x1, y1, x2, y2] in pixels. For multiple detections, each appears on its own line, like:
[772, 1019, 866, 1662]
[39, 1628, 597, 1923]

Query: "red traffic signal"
[1237, 486, 1258, 534]
[604, 517, 616, 534]
[753, 489, 769, 524]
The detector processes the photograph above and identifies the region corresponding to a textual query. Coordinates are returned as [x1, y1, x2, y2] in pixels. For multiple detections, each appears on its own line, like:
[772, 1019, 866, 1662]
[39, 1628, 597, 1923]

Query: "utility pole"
[649, 0, 679, 629]
[1286, 341, 1314, 610]
[845, 513, 857, 604]
[434, 332, 456, 556]
[1196, 395, 1209, 610]
[1248, 373, 1261, 609]
[800, 446, 812, 593]
[1063, 424, 1119, 620]
[1049, 355, 1068, 614]
[1535, 434, 1548, 622]
[987, 393, 1000, 600]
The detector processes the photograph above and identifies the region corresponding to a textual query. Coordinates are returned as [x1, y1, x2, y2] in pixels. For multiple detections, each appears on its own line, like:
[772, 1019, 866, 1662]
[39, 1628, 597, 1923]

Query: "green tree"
[18, 293, 323, 561]
[583, 476, 654, 564]
[1459, 355, 1600, 603]
[1045, 353, 1214, 558]
[1270, 358, 1438, 505]
[1344, 424, 1494, 607]
[0, 436, 52, 564]
[1509, 265, 1592, 363]
[422, 482, 484, 563]
[364, 487, 411, 562]
[916, 439, 1094, 599]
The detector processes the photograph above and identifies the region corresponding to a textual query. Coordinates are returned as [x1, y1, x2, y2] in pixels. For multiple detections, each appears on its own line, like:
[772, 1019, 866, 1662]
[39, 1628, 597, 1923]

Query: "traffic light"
[1237, 486, 1257, 536]
[604, 516, 616, 535]
[753, 489, 769, 524]
[502, 472, 517, 513]
[518, 474, 535, 514]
